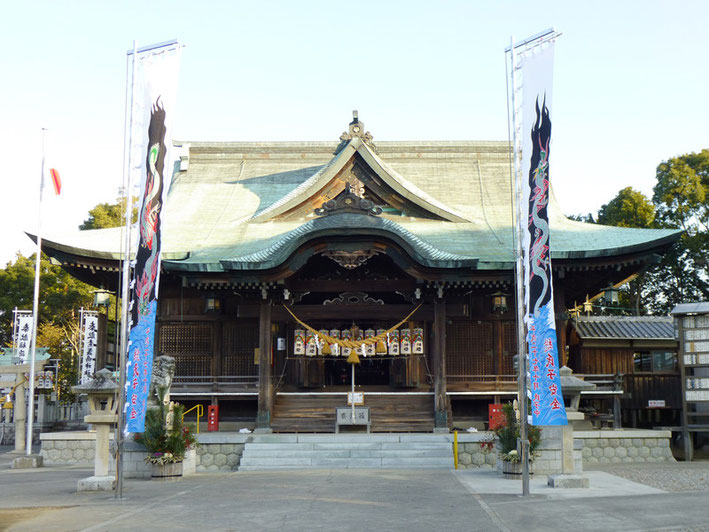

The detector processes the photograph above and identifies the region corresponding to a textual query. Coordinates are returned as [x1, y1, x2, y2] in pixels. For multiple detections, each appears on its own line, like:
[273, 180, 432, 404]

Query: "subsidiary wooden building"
[38, 116, 682, 432]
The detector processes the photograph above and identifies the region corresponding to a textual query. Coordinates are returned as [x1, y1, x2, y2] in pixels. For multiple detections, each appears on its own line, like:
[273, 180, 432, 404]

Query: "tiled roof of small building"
[572, 316, 676, 340]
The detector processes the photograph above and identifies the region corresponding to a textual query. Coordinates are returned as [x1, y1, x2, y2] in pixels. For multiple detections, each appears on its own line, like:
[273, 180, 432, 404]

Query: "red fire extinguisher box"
[488, 404, 504, 430]
[208, 405, 219, 432]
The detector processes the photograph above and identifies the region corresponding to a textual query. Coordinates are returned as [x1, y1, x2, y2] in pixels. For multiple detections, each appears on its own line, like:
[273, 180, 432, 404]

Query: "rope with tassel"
[282, 303, 422, 364]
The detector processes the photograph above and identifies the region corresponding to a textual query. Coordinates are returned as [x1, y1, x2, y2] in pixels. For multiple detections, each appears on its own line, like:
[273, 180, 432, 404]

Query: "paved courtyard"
[1, 446, 709, 532]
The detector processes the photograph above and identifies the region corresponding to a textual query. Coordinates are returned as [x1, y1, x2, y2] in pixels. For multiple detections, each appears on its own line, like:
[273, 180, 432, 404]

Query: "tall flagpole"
[26, 128, 47, 456]
[115, 40, 138, 500]
[508, 36, 530, 497]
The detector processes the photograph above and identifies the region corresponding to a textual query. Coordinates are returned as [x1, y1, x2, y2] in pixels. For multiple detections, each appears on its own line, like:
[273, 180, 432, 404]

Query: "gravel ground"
[595, 462, 709, 493]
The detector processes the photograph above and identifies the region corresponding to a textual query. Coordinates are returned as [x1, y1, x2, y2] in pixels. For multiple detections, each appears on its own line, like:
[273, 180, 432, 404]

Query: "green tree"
[646, 150, 709, 313]
[79, 196, 137, 230]
[597, 187, 656, 228]
[0, 253, 93, 346]
[566, 213, 596, 223]
[590, 188, 656, 315]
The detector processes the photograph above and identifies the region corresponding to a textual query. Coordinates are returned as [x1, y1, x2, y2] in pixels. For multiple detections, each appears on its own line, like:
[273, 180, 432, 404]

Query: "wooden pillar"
[257, 300, 273, 430]
[213, 320, 223, 378]
[433, 298, 448, 430]
[493, 319, 502, 375]
[553, 281, 568, 366]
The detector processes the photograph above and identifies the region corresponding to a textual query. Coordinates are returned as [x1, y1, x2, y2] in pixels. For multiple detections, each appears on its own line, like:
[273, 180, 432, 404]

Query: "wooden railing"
[171, 375, 259, 395]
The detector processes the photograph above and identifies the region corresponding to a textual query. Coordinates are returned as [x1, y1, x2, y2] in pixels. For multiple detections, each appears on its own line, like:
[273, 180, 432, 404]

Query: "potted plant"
[134, 400, 197, 481]
[494, 402, 541, 478]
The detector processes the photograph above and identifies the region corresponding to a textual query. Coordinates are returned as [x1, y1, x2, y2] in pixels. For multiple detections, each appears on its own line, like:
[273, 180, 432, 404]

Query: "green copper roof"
[37, 137, 682, 273]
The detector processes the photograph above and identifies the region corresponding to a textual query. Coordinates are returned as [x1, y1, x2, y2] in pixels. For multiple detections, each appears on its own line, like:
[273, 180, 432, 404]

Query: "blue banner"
[527, 304, 566, 425]
[125, 300, 156, 433]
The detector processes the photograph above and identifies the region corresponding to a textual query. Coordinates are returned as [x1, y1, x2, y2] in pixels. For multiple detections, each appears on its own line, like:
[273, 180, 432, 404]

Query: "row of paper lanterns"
[294, 328, 424, 357]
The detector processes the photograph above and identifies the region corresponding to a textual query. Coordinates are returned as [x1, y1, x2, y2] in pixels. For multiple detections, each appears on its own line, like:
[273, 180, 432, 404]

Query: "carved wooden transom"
[321, 249, 381, 269]
[314, 183, 382, 217]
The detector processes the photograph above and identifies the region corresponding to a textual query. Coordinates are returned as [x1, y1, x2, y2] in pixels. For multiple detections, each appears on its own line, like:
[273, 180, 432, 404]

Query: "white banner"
[15, 314, 33, 364]
[80, 314, 99, 384]
[519, 41, 567, 426]
[125, 42, 182, 433]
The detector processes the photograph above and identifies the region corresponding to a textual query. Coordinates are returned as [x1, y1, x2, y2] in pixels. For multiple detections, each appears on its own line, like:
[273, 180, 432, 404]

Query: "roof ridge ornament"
[314, 183, 383, 217]
[334, 110, 377, 154]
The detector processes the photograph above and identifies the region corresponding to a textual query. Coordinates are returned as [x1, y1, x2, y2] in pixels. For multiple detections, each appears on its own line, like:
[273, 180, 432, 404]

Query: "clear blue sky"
[1, 0, 707, 266]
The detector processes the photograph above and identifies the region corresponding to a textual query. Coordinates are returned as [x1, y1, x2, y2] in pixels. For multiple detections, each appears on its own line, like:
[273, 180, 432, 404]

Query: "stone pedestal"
[11, 454, 43, 469]
[78, 476, 115, 492]
[72, 369, 118, 492]
[547, 474, 590, 488]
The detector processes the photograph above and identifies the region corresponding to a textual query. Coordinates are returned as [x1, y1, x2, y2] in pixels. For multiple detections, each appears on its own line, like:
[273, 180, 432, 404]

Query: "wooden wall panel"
[580, 347, 633, 374]
[158, 322, 214, 377]
[500, 321, 516, 374]
[223, 321, 259, 376]
[446, 321, 494, 376]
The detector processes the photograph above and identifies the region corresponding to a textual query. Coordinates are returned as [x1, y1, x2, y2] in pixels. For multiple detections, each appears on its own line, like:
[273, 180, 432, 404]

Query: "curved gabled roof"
[34, 131, 682, 276]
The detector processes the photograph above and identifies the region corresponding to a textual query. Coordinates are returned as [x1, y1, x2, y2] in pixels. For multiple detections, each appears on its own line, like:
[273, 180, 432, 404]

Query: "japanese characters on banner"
[124, 43, 182, 434]
[80, 312, 99, 383]
[14, 312, 33, 364]
[519, 41, 567, 426]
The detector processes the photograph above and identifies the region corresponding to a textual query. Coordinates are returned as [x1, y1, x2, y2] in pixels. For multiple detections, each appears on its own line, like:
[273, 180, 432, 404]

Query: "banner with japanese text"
[520, 42, 567, 426]
[14, 313, 33, 365]
[125, 43, 181, 433]
[80, 313, 98, 384]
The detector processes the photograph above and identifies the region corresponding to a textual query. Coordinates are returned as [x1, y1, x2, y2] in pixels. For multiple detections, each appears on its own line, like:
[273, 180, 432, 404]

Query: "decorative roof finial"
[335, 111, 376, 154]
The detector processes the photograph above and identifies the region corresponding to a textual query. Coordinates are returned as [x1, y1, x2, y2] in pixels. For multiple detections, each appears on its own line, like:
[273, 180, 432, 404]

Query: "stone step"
[238, 436, 453, 470]
[239, 456, 453, 469]
[241, 448, 451, 459]
[244, 442, 450, 451]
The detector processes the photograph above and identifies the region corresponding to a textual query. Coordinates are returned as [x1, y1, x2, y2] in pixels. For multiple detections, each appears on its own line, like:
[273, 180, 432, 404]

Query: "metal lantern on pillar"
[492, 291, 508, 313]
[602, 284, 620, 306]
[204, 296, 222, 314]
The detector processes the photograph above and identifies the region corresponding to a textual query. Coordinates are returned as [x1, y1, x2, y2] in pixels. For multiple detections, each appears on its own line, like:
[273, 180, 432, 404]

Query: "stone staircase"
[271, 392, 436, 433]
[238, 433, 454, 471]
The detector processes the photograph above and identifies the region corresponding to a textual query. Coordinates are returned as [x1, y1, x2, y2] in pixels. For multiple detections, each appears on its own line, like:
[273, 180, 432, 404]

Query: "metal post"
[115, 39, 138, 500]
[26, 129, 47, 456]
[351, 363, 356, 422]
[508, 36, 530, 496]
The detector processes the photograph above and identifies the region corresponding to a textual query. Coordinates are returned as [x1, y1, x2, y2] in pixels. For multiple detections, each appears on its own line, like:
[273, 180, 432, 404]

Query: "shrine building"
[38, 115, 682, 432]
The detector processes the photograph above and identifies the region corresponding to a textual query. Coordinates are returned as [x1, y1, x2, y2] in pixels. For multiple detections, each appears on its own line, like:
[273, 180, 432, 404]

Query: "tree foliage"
[79, 196, 137, 230]
[0, 196, 132, 399]
[582, 150, 709, 315]
[0, 253, 93, 399]
[597, 187, 656, 228]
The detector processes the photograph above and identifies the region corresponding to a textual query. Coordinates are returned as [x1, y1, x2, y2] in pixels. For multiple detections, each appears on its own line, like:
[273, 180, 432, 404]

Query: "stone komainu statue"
[147, 355, 176, 410]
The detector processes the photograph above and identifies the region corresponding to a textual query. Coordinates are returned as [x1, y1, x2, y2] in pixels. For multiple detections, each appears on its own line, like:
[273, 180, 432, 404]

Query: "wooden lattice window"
[158, 323, 214, 355]
[222, 322, 258, 376]
[446, 321, 494, 376]
[500, 321, 517, 374]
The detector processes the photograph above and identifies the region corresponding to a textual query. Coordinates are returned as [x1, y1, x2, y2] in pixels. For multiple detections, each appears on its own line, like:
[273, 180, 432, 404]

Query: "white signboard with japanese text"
[80, 314, 99, 384]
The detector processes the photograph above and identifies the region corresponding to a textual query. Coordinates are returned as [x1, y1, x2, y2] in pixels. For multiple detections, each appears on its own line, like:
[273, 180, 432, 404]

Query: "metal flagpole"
[26, 128, 47, 456]
[508, 36, 530, 496]
[351, 364, 355, 421]
[115, 39, 138, 500]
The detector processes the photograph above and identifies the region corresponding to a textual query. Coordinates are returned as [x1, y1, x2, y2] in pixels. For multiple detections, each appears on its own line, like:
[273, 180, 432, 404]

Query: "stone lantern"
[547, 366, 596, 488]
[72, 368, 118, 492]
